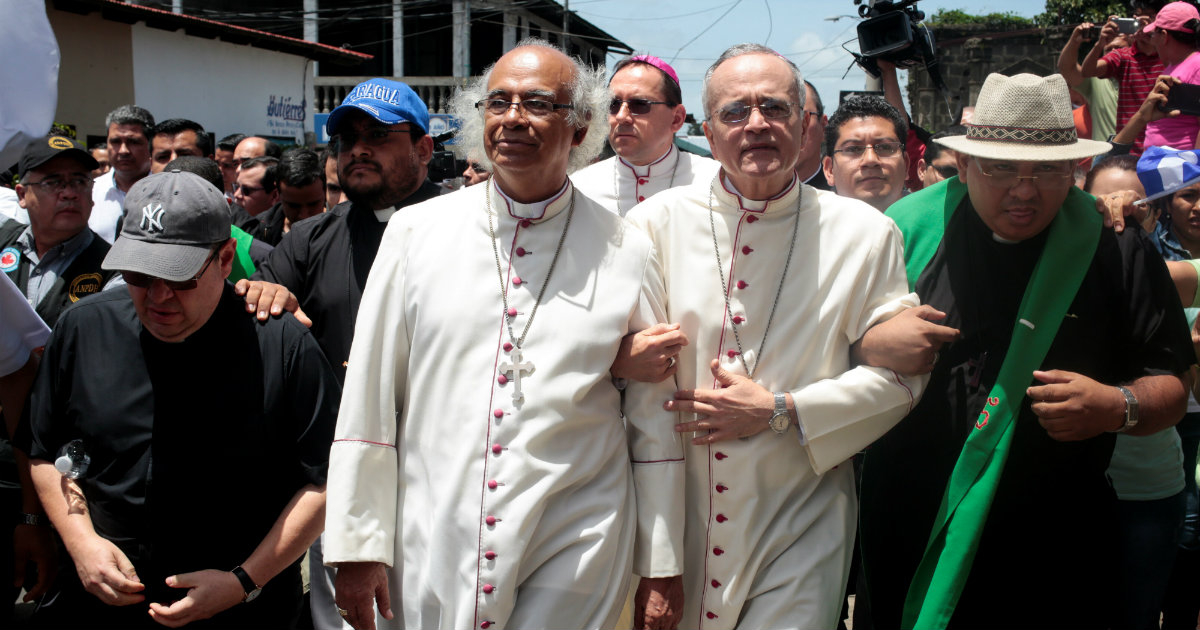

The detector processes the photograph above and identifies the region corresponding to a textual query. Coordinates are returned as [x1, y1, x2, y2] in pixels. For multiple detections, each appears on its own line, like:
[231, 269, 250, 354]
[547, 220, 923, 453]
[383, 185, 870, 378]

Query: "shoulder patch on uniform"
[0, 247, 19, 273]
[68, 273, 103, 302]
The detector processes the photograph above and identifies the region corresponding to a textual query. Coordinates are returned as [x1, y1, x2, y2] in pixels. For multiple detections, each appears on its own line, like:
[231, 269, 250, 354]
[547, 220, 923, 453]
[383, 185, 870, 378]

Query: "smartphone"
[1115, 17, 1139, 34]
[1164, 82, 1200, 117]
[1084, 25, 1101, 40]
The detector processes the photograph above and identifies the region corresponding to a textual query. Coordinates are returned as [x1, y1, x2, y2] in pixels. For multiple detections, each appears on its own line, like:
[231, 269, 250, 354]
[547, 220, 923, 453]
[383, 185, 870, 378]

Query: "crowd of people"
[3, 1, 1200, 628]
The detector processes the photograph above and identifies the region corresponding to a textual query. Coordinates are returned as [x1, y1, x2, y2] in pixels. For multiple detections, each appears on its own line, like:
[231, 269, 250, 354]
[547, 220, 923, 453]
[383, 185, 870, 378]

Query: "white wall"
[130, 23, 313, 143]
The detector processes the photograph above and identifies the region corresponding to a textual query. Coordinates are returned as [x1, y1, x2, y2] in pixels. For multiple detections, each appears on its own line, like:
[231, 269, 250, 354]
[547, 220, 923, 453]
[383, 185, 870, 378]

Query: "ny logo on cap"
[140, 203, 165, 233]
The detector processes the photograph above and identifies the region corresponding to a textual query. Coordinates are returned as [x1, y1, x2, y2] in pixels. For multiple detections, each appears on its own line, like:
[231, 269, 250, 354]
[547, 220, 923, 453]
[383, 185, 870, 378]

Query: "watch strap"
[1112, 385, 1139, 433]
[231, 565, 259, 598]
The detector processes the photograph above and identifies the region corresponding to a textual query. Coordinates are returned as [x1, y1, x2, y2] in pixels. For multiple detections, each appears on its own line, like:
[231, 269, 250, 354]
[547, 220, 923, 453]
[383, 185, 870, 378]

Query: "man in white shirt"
[89, 105, 154, 243]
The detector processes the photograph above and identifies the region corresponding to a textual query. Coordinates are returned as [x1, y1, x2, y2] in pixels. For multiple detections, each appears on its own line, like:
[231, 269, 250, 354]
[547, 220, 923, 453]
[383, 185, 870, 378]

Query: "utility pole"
[562, 0, 570, 54]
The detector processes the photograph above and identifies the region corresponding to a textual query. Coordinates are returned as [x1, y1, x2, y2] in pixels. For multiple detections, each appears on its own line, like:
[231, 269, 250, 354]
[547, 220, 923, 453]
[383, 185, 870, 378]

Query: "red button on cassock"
[493, 409, 504, 418]
[726, 349, 739, 358]
[503, 342, 513, 351]
[483, 583, 495, 594]
[713, 547, 725, 555]
[714, 452, 728, 460]
[520, 219, 532, 228]
[711, 579, 722, 588]
[707, 611, 719, 619]
[715, 514, 728, 523]
[498, 375, 508, 385]
[746, 215, 758, 223]
[488, 479, 499, 490]
[484, 550, 497, 560]
[742, 245, 754, 255]
[481, 622, 492, 629]
[715, 484, 728, 493]
[485, 515, 497, 526]
[512, 276, 522, 285]
[492, 444, 503, 455]
[516, 247, 527, 256]
[732, 315, 744, 324]
[736, 280, 748, 289]
[638, 196, 645, 201]
[507, 307, 517, 317]
[638, 178, 648, 185]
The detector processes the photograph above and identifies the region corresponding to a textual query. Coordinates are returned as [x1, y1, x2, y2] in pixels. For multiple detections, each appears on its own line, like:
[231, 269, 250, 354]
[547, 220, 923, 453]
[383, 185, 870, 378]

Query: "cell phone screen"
[1165, 83, 1200, 117]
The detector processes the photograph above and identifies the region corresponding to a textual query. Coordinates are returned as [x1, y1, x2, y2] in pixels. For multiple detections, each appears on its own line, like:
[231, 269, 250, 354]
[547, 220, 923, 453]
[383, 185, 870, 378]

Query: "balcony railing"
[315, 76, 470, 115]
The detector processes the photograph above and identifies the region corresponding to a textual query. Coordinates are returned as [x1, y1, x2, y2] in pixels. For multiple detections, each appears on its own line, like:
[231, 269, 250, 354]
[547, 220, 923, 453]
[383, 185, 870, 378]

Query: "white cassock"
[324, 180, 686, 630]
[626, 174, 927, 629]
[572, 143, 720, 216]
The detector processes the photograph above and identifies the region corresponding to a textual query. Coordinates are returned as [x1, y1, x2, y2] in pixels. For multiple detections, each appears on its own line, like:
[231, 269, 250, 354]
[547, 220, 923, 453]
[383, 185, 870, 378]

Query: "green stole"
[885, 177, 1101, 629]
[229, 225, 257, 283]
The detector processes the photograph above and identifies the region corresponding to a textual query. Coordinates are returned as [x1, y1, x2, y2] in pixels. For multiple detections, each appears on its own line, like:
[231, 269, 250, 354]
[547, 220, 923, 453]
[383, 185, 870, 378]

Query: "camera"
[851, 0, 949, 108]
[1113, 17, 1140, 34]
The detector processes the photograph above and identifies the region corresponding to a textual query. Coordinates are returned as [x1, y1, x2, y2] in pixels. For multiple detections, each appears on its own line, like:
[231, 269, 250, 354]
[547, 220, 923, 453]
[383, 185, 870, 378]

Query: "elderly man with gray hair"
[622, 43, 930, 629]
[323, 39, 686, 630]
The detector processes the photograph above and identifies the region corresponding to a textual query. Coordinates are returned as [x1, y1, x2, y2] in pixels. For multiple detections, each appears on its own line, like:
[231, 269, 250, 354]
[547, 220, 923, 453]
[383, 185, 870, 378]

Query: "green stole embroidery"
[885, 177, 1101, 629]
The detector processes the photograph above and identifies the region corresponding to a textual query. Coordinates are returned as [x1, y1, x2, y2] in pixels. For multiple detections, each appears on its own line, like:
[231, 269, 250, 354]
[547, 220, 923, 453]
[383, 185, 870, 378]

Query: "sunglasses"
[123, 247, 220, 291]
[609, 98, 669, 116]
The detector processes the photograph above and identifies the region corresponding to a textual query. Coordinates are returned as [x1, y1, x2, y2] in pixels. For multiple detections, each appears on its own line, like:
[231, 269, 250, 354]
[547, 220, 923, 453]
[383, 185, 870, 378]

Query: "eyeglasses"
[330, 127, 412, 150]
[123, 247, 220, 291]
[232, 182, 268, 196]
[476, 98, 574, 118]
[609, 98, 669, 116]
[932, 164, 959, 178]
[832, 142, 904, 158]
[974, 159, 1073, 188]
[23, 176, 92, 194]
[713, 99, 796, 124]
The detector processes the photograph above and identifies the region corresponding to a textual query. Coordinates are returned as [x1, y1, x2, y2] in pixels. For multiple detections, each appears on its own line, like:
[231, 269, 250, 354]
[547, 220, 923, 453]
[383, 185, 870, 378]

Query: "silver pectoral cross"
[498, 347, 534, 403]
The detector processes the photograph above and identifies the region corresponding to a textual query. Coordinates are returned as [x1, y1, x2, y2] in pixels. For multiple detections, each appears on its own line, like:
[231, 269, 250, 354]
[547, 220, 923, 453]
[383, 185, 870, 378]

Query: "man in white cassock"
[323, 40, 687, 630]
[572, 54, 719, 217]
[624, 44, 938, 629]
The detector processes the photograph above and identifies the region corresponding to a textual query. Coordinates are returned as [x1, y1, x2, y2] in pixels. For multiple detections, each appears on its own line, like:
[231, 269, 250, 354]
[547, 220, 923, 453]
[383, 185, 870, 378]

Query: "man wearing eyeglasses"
[855, 73, 1192, 628]
[573, 54, 720, 217]
[24, 170, 339, 628]
[821, 95, 910, 212]
[325, 41, 685, 630]
[623, 43, 927, 629]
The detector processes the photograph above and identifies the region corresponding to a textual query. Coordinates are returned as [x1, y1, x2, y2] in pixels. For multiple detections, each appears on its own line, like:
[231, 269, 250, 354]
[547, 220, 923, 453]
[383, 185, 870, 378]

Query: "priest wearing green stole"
[855, 73, 1194, 629]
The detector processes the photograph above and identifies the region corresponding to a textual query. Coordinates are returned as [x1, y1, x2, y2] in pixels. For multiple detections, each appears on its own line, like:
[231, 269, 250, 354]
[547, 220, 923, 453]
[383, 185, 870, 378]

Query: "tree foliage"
[1034, 0, 1130, 26]
[926, 9, 1036, 29]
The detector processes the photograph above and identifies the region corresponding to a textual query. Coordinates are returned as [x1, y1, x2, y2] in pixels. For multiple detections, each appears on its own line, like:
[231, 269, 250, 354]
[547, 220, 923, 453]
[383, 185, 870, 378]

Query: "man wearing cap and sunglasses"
[855, 73, 1193, 628]
[24, 170, 339, 629]
[573, 54, 720, 218]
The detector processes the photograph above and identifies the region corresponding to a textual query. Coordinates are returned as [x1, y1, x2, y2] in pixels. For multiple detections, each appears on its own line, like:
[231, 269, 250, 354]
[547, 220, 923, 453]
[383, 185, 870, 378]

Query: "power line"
[667, 0, 743, 64]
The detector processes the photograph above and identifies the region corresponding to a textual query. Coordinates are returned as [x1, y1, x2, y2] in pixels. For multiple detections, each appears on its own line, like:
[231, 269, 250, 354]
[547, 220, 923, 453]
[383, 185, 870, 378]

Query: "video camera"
[852, 0, 947, 93]
[429, 130, 460, 185]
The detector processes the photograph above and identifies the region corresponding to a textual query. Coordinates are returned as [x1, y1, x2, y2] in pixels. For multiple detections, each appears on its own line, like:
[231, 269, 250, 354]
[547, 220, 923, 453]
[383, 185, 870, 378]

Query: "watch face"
[770, 413, 789, 434]
[244, 587, 262, 603]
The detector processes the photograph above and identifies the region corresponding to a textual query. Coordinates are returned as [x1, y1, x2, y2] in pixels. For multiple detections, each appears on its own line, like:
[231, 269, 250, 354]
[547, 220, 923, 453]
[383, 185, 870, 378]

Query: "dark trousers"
[1114, 491, 1185, 630]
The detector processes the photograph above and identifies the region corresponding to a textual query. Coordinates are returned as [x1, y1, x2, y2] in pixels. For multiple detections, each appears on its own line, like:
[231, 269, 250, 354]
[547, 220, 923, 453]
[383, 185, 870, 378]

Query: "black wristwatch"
[231, 565, 261, 603]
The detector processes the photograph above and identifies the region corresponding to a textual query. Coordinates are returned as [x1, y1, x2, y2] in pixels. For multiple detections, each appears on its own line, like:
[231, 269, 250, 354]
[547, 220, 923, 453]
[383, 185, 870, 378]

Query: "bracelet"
[20, 513, 47, 527]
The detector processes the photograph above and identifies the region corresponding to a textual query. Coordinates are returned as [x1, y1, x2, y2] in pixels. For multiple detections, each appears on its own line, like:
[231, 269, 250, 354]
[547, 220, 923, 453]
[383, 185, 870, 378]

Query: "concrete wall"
[49, 7, 135, 139]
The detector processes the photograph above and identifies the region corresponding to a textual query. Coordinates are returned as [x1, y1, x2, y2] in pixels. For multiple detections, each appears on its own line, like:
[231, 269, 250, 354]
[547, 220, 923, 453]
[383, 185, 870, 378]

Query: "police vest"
[0, 220, 119, 327]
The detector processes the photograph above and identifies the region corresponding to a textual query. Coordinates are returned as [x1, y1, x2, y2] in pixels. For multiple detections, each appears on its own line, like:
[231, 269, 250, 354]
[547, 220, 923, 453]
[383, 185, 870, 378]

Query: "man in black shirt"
[26, 171, 338, 629]
[241, 78, 438, 383]
[855, 73, 1192, 629]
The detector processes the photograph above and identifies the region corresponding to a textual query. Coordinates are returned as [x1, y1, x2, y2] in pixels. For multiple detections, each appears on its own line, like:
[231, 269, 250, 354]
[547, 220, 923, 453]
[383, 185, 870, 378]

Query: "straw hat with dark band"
[936, 73, 1111, 162]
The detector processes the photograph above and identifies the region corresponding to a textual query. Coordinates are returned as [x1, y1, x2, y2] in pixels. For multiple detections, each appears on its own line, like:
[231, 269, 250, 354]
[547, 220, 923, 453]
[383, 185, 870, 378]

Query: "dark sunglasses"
[123, 247, 220, 291]
[609, 98, 669, 116]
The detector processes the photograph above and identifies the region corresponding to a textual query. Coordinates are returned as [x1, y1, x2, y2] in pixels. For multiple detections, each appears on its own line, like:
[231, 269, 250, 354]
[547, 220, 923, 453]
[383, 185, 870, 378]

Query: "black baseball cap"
[18, 135, 99, 179]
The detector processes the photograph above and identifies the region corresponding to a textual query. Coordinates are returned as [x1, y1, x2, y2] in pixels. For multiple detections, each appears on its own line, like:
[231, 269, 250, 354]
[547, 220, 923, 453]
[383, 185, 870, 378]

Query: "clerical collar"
[373, 206, 397, 222]
[618, 144, 676, 178]
[492, 179, 571, 221]
[716, 171, 799, 213]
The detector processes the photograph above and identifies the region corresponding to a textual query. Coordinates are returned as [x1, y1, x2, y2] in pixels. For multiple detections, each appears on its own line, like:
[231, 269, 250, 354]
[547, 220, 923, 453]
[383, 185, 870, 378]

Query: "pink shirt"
[1145, 52, 1200, 150]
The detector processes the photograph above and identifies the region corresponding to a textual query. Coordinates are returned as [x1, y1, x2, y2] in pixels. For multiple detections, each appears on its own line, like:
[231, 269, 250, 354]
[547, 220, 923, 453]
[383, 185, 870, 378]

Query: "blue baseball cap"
[326, 78, 430, 136]
[1137, 146, 1200, 203]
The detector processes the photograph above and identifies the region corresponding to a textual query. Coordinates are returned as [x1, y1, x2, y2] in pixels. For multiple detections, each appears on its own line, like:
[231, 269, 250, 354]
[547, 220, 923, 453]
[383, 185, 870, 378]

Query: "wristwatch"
[1111, 386, 1139, 434]
[768, 392, 790, 434]
[231, 565, 262, 603]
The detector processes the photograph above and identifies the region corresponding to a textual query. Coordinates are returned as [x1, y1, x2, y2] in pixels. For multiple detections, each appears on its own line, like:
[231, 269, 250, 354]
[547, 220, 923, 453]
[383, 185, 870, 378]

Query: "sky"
[565, 0, 1051, 127]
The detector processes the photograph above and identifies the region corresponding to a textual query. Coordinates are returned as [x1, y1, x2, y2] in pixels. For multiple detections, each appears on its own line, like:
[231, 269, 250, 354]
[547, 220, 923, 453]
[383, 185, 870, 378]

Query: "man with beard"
[237, 80, 438, 628]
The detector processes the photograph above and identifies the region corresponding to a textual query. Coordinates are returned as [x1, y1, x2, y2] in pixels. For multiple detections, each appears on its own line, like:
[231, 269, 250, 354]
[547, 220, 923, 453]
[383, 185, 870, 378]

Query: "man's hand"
[669, 360, 774, 444]
[68, 533, 144, 606]
[1094, 190, 1144, 234]
[1072, 22, 1096, 43]
[13, 522, 57, 601]
[147, 569, 244, 628]
[1098, 16, 1120, 46]
[635, 575, 684, 630]
[233, 279, 312, 327]
[334, 562, 393, 630]
[852, 305, 961, 376]
[1028, 370, 1126, 441]
[611, 323, 689, 383]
